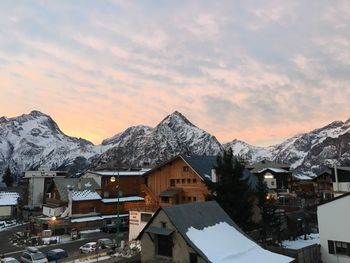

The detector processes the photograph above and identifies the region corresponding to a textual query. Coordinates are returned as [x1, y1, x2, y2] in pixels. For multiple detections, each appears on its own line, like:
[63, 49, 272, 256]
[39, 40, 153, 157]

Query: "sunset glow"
[0, 1, 349, 146]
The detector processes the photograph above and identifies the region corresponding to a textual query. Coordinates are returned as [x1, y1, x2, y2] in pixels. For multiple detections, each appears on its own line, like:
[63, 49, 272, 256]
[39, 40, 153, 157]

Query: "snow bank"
[186, 222, 293, 263]
[282, 233, 320, 250]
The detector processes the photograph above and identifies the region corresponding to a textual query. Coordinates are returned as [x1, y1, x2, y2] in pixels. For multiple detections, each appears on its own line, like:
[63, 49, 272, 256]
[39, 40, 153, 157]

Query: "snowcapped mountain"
[93, 111, 223, 169]
[225, 119, 350, 176]
[0, 111, 108, 177]
[1, 110, 349, 179]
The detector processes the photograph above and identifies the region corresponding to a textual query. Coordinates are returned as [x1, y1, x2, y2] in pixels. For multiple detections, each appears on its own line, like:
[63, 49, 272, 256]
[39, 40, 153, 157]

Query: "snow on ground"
[79, 229, 101, 234]
[186, 222, 293, 263]
[282, 233, 320, 250]
[0, 192, 19, 205]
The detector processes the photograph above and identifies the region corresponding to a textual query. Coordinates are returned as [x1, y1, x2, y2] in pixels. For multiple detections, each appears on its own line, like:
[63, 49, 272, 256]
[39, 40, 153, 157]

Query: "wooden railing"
[124, 202, 159, 212]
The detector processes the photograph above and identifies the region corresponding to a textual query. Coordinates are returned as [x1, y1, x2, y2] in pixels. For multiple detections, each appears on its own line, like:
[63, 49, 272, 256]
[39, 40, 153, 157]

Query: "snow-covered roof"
[187, 222, 293, 263]
[87, 169, 151, 177]
[71, 214, 129, 223]
[257, 167, 290, 174]
[140, 201, 293, 263]
[292, 174, 313, 181]
[101, 196, 144, 203]
[282, 233, 320, 249]
[72, 190, 101, 201]
[71, 216, 103, 223]
[0, 192, 19, 206]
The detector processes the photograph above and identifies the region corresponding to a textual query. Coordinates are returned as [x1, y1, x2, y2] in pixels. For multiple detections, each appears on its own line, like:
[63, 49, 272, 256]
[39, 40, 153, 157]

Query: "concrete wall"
[28, 177, 45, 207]
[129, 210, 154, 241]
[141, 210, 206, 263]
[0, 206, 12, 218]
[42, 206, 64, 217]
[317, 195, 350, 263]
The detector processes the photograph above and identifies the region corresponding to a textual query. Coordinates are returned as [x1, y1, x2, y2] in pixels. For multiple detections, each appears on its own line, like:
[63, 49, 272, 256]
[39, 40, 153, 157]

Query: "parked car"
[79, 242, 97, 253]
[101, 223, 128, 233]
[46, 249, 68, 262]
[97, 238, 114, 249]
[21, 247, 48, 263]
[1, 257, 20, 263]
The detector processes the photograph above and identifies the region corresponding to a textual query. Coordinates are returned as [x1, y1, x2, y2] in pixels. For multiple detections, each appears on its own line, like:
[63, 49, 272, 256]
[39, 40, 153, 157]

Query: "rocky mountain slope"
[0, 111, 108, 177]
[224, 119, 350, 176]
[93, 111, 223, 169]
[1, 110, 349, 179]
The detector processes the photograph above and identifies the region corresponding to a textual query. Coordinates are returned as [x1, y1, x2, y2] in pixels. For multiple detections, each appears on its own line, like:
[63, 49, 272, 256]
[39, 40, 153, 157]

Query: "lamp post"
[110, 171, 120, 248]
[51, 216, 56, 236]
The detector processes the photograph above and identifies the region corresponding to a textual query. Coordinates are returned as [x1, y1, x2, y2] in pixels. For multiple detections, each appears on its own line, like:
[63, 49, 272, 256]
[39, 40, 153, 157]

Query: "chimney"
[67, 186, 73, 218]
[77, 179, 82, 190]
[211, 169, 217, 183]
[334, 164, 339, 192]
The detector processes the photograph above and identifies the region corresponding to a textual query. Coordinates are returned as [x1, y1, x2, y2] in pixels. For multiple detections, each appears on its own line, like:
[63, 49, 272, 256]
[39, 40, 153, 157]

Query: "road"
[0, 226, 128, 262]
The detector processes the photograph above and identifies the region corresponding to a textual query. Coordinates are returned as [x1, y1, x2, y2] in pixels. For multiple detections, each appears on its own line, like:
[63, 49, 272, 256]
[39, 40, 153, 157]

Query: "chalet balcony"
[124, 202, 159, 212]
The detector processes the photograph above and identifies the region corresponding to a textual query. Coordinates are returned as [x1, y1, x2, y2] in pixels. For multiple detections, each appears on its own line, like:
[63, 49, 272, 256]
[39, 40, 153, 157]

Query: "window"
[182, 196, 186, 202]
[328, 240, 350, 256]
[182, 179, 186, 184]
[161, 197, 169, 203]
[190, 253, 198, 263]
[192, 178, 197, 184]
[187, 196, 191, 202]
[90, 207, 96, 213]
[141, 213, 152, 222]
[156, 234, 173, 257]
[187, 179, 191, 184]
[170, 179, 175, 187]
[271, 181, 275, 186]
[161, 222, 167, 228]
[183, 166, 189, 172]
[176, 179, 180, 184]
[193, 196, 197, 201]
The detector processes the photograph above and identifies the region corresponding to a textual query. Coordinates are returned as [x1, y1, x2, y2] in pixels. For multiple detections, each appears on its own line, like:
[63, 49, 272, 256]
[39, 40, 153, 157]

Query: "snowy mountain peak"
[158, 111, 195, 128]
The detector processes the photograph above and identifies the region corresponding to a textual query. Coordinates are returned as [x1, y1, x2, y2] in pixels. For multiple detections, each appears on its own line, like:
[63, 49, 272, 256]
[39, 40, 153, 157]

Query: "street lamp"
[51, 216, 56, 236]
[110, 172, 120, 248]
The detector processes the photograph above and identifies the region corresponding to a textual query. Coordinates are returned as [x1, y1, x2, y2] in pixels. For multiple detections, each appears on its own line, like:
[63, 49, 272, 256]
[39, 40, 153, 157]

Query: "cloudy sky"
[0, 1, 349, 146]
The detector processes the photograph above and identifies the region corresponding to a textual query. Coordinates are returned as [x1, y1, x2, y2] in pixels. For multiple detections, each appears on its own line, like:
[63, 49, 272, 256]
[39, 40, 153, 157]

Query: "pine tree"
[2, 166, 14, 187]
[206, 149, 254, 230]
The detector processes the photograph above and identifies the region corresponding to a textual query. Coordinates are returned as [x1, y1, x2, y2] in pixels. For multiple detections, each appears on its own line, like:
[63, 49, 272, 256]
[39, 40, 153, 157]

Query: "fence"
[265, 244, 321, 263]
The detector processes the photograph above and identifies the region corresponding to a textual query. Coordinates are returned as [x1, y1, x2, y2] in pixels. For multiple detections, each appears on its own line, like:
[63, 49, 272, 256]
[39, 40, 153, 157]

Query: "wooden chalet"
[141, 155, 218, 207]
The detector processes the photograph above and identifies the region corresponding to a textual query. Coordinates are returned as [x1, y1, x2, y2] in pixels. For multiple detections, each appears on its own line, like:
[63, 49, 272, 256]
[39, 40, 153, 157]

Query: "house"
[82, 168, 150, 198]
[313, 169, 333, 200]
[138, 201, 294, 263]
[128, 154, 258, 241]
[20, 166, 67, 210]
[247, 160, 292, 192]
[317, 192, 350, 262]
[141, 155, 218, 206]
[330, 166, 350, 197]
[0, 191, 20, 219]
[38, 177, 146, 234]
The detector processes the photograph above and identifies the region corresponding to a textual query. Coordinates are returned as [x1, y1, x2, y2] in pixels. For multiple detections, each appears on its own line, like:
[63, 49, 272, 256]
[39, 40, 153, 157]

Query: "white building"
[331, 166, 350, 197]
[22, 166, 66, 209]
[317, 193, 350, 262]
[0, 192, 19, 219]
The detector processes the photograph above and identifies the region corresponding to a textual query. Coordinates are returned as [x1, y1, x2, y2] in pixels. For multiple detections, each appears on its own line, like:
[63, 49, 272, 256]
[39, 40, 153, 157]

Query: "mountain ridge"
[1, 110, 350, 178]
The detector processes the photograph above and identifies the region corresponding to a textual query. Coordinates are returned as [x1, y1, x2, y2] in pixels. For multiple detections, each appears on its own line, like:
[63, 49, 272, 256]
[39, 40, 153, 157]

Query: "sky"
[0, 1, 349, 146]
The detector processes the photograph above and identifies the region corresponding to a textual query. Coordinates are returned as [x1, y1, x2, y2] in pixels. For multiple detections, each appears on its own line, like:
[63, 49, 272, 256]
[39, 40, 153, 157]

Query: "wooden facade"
[100, 175, 144, 198]
[142, 157, 210, 206]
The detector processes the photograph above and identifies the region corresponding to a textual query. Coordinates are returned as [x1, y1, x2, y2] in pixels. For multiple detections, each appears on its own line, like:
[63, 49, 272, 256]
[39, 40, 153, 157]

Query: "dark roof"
[159, 188, 183, 197]
[181, 155, 217, 180]
[318, 192, 350, 207]
[139, 201, 250, 263]
[247, 160, 290, 174]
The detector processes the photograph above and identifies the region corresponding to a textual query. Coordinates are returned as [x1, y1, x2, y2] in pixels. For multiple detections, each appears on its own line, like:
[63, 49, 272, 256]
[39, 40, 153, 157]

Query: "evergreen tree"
[206, 149, 254, 230]
[2, 166, 14, 187]
[256, 175, 268, 209]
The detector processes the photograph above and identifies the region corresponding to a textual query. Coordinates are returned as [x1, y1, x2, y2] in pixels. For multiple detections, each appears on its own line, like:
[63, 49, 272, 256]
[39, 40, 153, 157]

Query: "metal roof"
[181, 155, 217, 180]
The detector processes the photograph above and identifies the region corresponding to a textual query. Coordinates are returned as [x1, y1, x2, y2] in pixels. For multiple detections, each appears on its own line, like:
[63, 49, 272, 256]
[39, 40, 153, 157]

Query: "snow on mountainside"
[225, 119, 350, 176]
[1, 110, 349, 179]
[0, 111, 109, 177]
[93, 111, 223, 169]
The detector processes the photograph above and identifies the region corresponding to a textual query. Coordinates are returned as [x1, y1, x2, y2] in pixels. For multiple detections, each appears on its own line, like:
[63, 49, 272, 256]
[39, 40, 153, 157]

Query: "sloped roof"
[139, 201, 293, 263]
[0, 191, 19, 206]
[71, 190, 101, 201]
[53, 178, 100, 202]
[247, 160, 290, 174]
[181, 155, 217, 180]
